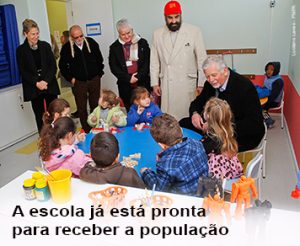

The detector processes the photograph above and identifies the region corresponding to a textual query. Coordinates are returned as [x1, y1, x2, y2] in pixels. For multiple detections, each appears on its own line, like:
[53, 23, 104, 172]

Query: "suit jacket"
[190, 69, 265, 152]
[59, 37, 104, 82]
[109, 38, 151, 90]
[16, 39, 60, 101]
[150, 23, 207, 119]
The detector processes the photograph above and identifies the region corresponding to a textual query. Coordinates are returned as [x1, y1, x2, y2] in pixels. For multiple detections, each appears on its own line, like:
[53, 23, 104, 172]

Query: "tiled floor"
[0, 114, 299, 211]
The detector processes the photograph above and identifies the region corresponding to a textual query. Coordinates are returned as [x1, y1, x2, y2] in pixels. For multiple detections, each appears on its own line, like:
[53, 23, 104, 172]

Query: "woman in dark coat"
[109, 18, 151, 111]
[16, 19, 60, 132]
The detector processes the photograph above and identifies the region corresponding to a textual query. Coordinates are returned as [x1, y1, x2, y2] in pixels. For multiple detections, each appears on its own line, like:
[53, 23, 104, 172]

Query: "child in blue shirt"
[140, 113, 208, 196]
[262, 62, 284, 128]
[126, 87, 162, 126]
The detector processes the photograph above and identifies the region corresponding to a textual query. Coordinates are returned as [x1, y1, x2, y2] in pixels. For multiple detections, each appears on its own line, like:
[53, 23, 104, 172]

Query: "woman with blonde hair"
[201, 97, 243, 179]
[16, 19, 60, 133]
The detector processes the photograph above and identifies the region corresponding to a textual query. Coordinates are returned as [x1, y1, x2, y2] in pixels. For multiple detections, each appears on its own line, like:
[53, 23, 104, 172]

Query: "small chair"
[240, 122, 267, 178]
[269, 91, 284, 129]
[223, 153, 263, 200]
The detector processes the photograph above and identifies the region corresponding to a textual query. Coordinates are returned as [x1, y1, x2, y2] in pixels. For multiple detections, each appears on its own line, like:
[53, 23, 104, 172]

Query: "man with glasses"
[180, 56, 265, 152]
[59, 25, 104, 133]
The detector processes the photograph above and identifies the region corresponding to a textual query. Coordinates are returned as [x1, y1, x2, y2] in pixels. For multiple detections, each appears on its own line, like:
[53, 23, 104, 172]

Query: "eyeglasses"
[72, 34, 83, 40]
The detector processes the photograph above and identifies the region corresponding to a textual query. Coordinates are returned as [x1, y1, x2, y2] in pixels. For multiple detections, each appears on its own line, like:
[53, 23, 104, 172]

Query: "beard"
[167, 21, 181, 32]
[165, 17, 182, 32]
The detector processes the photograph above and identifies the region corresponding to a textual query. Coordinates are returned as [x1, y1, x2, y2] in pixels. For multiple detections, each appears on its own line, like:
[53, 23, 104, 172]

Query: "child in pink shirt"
[38, 117, 91, 177]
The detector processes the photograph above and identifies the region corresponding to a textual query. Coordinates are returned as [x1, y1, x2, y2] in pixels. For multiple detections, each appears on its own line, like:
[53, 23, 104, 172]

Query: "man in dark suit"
[109, 18, 151, 111]
[59, 25, 104, 133]
[180, 56, 264, 152]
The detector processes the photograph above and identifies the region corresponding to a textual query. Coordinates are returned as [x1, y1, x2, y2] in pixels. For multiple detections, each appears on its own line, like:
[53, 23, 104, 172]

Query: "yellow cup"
[47, 169, 72, 204]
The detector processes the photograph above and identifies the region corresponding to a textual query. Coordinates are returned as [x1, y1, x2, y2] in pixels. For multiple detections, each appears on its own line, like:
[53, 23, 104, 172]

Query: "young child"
[140, 113, 208, 196]
[87, 89, 127, 129]
[262, 62, 284, 128]
[127, 87, 162, 126]
[80, 132, 145, 188]
[201, 97, 243, 180]
[43, 98, 85, 142]
[42, 98, 71, 125]
[38, 117, 91, 177]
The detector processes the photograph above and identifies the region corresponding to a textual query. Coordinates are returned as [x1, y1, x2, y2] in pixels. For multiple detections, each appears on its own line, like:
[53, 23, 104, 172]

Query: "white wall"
[66, 0, 117, 93]
[112, 0, 292, 75]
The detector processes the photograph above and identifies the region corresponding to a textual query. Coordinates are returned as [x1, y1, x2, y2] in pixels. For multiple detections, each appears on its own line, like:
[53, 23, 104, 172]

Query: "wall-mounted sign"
[86, 23, 101, 36]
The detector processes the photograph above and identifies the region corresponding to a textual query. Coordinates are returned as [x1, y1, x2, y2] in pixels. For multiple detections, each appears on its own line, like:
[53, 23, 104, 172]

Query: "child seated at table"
[80, 132, 145, 188]
[127, 87, 162, 126]
[87, 89, 127, 129]
[38, 117, 91, 177]
[140, 113, 208, 196]
[259, 62, 284, 128]
[42, 98, 85, 142]
[201, 97, 243, 180]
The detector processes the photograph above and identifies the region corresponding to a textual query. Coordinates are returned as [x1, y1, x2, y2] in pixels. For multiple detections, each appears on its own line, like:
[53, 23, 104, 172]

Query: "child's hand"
[112, 115, 120, 123]
[76, 132, 86, 142]
[140, 167, 148, 174]
[91, 115, 97, 123]
[137, 105, 145, 115]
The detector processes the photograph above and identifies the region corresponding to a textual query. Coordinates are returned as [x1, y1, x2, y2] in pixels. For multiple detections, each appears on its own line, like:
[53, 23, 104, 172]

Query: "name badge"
[126, 60, 133, 67]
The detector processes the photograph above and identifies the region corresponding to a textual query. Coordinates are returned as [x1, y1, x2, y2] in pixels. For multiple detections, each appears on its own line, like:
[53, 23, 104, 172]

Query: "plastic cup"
[47, 169, 72, 203]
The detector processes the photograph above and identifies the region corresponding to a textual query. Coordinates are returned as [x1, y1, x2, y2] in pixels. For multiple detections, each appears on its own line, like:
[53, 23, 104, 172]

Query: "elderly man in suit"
[180, 56, 265, 152]
[150, 1, 207, 120]
[109, 18, 151, 111]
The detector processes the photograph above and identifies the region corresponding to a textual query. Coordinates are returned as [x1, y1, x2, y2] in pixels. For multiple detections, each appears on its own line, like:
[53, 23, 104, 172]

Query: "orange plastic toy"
[230, 175, 258, 218]
[203, 194, 231, 225]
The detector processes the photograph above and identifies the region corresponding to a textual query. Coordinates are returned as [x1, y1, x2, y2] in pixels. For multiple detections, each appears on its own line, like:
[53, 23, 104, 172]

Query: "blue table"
[77, 127, 202, 173]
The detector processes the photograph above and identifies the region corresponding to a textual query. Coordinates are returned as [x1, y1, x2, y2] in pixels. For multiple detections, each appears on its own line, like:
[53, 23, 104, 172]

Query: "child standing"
[87, 89, 127, 128]
[39, 117, 91, 177]
[140, 114, 208, 196]
[80, 132, 145, 188]
[201, 97, 243, 180]
[127, 87, 162, 126]
[262, 62, 284, 128]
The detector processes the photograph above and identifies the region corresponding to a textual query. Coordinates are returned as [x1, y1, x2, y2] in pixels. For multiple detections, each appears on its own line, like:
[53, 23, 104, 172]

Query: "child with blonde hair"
[87, 89, 127, 128]
[127, 87, 162, 126]
[39, 117, 91, 177]
[201, 97, 243, 179]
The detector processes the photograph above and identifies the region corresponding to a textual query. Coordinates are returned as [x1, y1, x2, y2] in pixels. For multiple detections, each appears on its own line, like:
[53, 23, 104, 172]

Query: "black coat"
[16, 39, 60, 101]
[190, 69, 265, 152]
[59, 37, 104, 82]
[109, 38, 151, 90]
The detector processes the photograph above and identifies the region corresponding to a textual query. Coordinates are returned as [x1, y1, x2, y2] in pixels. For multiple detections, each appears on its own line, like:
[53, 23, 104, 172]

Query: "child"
[43, 98, 85, 142]
[262, 62, 284, 128]
[38, 117, 91, 177]
[42, 98, 71, 125]
[201, 97, 243, 180]
[87, 89, 127, 128]
[140, 113, 208, 196]
[80, 132, 145, 188]
[127, 87, 162, 126]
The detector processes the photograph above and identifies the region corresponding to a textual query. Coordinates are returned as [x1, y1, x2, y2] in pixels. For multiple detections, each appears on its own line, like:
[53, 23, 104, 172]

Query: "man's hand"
[191, 112, 207, 131]
[130, 73, 138, 84]
[153, 85, 161, 96]
[36, 81, 48, 91]
[71, 78, 76, 85]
